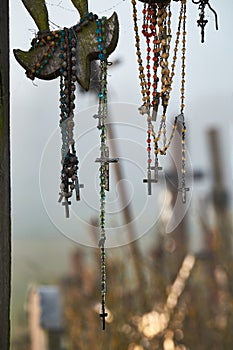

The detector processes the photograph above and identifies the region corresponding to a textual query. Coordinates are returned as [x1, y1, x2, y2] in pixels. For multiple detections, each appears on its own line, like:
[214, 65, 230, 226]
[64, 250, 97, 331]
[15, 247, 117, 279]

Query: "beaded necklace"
[94, 17, 119, 329]
[131, 0, 189, 201]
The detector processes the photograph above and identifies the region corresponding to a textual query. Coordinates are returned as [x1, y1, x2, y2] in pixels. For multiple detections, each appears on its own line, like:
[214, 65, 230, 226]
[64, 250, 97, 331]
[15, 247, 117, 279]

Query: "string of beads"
[131, 0, 189, 200]
[58, 27, 80, 218]
[95, 17, 117, 330]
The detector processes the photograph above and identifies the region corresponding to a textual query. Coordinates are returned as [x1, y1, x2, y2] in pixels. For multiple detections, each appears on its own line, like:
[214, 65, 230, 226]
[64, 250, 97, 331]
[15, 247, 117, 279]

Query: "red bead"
[146, 55, 151, 60]
[148, 159, 152, 164]
[147, 147, 151, 151]
[147, 138, 151, 143]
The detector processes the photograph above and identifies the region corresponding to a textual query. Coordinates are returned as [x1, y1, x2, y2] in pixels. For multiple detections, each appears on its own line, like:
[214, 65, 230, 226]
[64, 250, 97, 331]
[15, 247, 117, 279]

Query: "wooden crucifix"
[14, 0, 119, 91]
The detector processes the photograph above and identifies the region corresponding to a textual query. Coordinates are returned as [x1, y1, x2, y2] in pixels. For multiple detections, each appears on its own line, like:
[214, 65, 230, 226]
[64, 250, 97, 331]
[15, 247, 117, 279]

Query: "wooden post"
[208, 129, 232, 260]
[28, 286, 63, 350]
[107, 122, 147, 297]
[161, 121, 189, 283]
[0, 0, 11, 349]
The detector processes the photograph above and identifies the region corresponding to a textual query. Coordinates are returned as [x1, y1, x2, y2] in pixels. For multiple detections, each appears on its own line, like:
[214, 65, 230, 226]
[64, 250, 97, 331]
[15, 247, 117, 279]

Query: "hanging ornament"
[131, 0, 189, 201]
[192, 0, 218, 43]
[14, 0, 119, 330]
[94, 17, 119, 329]
[14, 0, 119, 217]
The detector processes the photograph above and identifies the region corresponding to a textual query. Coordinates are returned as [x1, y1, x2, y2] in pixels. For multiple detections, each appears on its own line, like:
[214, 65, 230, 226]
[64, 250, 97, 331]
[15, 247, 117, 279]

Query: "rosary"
[131, 0, 189, 202]
[14, 0, 218, 330]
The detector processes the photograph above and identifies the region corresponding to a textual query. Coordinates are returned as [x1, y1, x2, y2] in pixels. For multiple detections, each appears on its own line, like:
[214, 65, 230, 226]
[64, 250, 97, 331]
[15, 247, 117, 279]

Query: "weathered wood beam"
[0, 0, 11, 349]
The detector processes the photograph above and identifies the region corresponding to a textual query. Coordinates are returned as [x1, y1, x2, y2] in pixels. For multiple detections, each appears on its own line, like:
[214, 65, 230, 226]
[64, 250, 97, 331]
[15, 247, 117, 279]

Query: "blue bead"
[98, 44, 103, 50]
[97, 19, 102, 26]
[98, 93, 103, 98]
[98, 53, 105, 61]
[96, 28, 101, 34]
[97, 37, 103, 42]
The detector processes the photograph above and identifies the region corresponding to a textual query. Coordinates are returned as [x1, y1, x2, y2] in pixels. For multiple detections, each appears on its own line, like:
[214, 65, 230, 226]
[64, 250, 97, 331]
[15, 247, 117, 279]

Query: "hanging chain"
[132, 0, 189, 200]
[96, 17, 108, 330]
[95, 17, 118, 329]
[178, 0, 189, 203]
[155, 1, 185, 155]
[58, 28, 82, 218]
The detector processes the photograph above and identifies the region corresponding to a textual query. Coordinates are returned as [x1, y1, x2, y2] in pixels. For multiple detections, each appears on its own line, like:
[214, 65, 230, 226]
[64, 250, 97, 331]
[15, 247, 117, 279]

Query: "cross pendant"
[143, 170, 156, 195]
[93, 113, 102, 129]
[95, 147, 119, 191]
[62, 197, 71, 218]
[75, 177, 84, 201]
[178, 186, 190, 204]
[151, 159, 163, 183]
[99, 309, 108, 330]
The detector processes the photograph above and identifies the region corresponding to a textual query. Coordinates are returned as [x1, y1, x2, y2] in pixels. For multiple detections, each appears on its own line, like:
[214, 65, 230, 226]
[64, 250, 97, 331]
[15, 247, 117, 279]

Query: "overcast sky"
[10, 0, 233, 249]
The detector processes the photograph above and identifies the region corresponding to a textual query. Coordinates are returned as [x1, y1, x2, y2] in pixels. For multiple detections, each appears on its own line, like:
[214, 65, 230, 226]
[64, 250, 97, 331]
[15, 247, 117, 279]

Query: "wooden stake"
[0, 1, 11, 349]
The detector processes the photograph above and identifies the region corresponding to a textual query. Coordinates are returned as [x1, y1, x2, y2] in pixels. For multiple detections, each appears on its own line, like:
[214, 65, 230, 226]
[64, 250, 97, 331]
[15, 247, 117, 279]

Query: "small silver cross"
[151, 159, 163, 182]
[178, 186, 190, 204]
[96, 146, 119, 191]
[143, 170, 156, 195]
